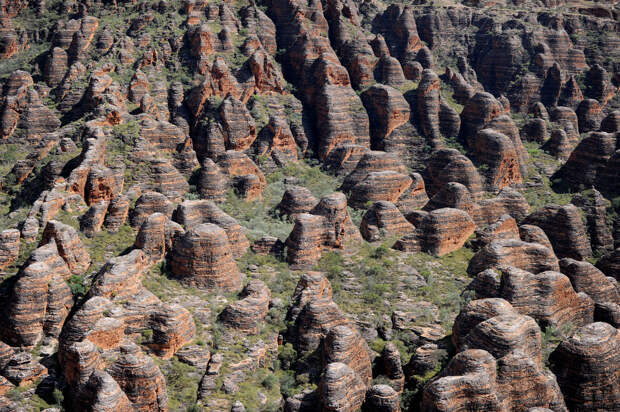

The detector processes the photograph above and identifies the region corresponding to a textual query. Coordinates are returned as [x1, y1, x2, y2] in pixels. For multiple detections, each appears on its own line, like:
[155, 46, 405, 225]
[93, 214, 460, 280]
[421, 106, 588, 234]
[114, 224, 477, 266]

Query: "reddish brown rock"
[248, 49, 286, 94]
[217, 150, 266, 191]
[219, 95, 257, 151]
[597, 248, 620, 280]
[425, 148, 485, 201]
[174, 199, 249, 258]
[106, 342, 168, 412]
[556, 132, 615, 190]
[219, 280, 271, 334]
[549, 322, 620, 412]
[277, 186, 318, 218]
[80, 200, 110, 238]
[169, 223, 242, 292]
[341, 151, 408, 193]
[600, 110, 620, 133]
[468, 239, 559, 275]
[559, 258, 619, 305]
[482, 265, 593, 328]
[2, 242, 72, 346]
[104, 195, 130, 232]
[421, 349, 505, 412]
[197, 158, 229, 202]
[417, 208, 475, 256]
[349, 171, 412, 209]
[417, 69, 442, 147]
[360, 84, 410, 152]
[286, 213, 325, 269]
[320, 362, 366, 412]
[424, 182, 477, 219]
[518, 224, 553, 251]
[380, 342, 404, 393]
[134, 213, 167, 264]
[323, 325, 372, 387]
[471, 215, 520, 250]
[44, 47, 68, 87]
[360, 201, 414, 242]
[252, 115, 298, 170]
[459, 92, 505, 147]
[576, 98, 603, 133]
[523, 204, 592, 260]
[365, 384, 400, 412]
[471, 129, 523, 191]
[571, 189, 614, 253]
[0, 229, 19, 269]
[41, 220, 91, 275]
[130, 191, 175, 228]
[452, 297, 568, 409]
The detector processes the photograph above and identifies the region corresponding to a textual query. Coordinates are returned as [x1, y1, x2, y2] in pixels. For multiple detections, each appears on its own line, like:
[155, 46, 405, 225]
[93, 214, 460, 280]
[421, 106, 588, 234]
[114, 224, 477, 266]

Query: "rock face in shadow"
[550, 322, 620, 412]
[169, 223, 242, 292]
[522, 204, 592, 260]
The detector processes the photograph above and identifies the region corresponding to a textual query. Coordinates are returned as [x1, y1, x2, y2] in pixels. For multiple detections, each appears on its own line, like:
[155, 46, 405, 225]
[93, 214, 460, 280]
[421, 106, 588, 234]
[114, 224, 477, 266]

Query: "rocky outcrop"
[41, 220, 91, 275]
[2, 242, 72, 346]
[550, 322, 619, 412]
[365, 384, 400, 412]
[597, 248, 620, 280]
[130, 191, 175, 228]
[470, 128, 523, 191]
[219, 280, 271, 334]
[416, 208, 476, 256]
[421, 349, 505, 412]
[169, 223, 242, 292]
[522, 204, 592, 260]
[174, 199, 249, 258]
[425, 149, 484, 201]
[323, 325, 372, 387]
[0, 229, 19, 269]
[559, 258, 619, 305]
[277, 186, 318, 218]
[360, 201, 414, 242]
[106, 342, 168, 411]
[319, 362, 366, 412]
[449, 299, 567, 411]
[555, 131, 616, 191]
[219, 95, 257, 151]
[197, 158, 229, 202]
[286, 193, 360, 268]
[571, 189, 614, 253]
[470, 265, 593, 328]
[468, 239, 559, 275]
